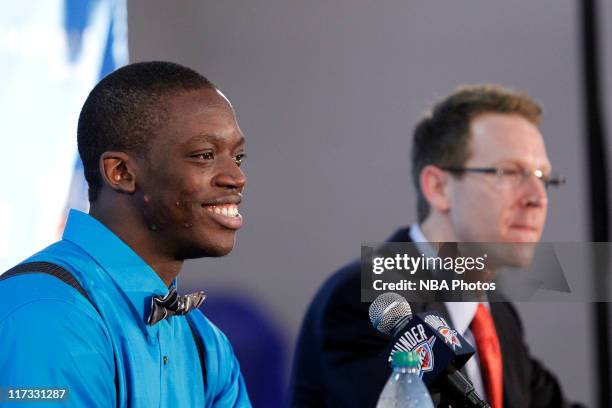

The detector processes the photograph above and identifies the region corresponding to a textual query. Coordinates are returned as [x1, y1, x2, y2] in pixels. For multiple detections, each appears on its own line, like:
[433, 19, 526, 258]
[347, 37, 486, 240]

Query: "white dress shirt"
[408, 224, 489, 402]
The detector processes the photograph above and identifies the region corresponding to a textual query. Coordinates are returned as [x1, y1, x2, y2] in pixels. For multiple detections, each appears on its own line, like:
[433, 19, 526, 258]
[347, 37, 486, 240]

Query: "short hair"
[77, 61, 216, 203]
[411, 84, 543, 223]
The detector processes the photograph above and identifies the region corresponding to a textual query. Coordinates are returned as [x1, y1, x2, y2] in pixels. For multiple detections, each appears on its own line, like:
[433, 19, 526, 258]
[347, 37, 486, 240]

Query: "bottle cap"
[391, 350, 420, 368]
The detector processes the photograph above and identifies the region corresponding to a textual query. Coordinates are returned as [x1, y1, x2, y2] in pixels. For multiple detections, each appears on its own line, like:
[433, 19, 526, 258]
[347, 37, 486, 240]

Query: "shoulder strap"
[1, 261, 92, 302]
[187, 315, 208, 390]
[1, 261, 208, 394]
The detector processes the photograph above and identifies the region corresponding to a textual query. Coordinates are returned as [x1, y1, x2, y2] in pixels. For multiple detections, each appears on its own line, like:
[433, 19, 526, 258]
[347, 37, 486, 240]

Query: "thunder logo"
[389, 335, 436, 377]
[438, 326, 462, 350]
[414, 336, 436, 376]
[424, 314, 462, 351]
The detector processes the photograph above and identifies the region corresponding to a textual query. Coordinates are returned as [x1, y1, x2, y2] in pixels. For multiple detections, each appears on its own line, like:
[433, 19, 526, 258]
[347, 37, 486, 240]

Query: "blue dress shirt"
[0, 210, 251, 407]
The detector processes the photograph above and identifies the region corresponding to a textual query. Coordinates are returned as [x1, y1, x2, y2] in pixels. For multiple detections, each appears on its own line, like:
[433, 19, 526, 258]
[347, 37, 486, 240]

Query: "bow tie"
[147, 288, 206, 326]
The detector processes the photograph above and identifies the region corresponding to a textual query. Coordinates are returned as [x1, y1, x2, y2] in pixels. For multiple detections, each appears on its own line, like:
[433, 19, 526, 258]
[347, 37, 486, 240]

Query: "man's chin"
[505, 228, 542, 244]
[205, 244, 235, 257]
[177, 238, 236, 259]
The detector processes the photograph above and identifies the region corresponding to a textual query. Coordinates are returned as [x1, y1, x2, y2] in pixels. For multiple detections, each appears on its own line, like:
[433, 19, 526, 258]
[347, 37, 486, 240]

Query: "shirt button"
[163, 356, 169, 365]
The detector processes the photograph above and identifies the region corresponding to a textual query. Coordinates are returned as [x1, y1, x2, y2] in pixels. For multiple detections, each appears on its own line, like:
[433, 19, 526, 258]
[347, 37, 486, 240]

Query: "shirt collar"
[408, 223, 437, 257]
[408, 223, 486, 335]
[444, 302, 479, 335]
[62, 209, 170, 321]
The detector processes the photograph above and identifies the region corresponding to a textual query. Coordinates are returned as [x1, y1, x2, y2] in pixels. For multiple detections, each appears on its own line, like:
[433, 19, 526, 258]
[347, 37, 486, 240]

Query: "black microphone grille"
[368, 292, 412, 335]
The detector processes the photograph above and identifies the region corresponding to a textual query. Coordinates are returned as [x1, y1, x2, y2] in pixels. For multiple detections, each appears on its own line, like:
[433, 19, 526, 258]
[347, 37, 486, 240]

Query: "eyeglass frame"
[440, 166, 566, 188]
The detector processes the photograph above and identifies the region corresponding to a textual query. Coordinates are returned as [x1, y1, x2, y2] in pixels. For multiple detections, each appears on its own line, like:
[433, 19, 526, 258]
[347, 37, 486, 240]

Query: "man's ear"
[99, 151, 137, 194]
[419, 164, 451, 213]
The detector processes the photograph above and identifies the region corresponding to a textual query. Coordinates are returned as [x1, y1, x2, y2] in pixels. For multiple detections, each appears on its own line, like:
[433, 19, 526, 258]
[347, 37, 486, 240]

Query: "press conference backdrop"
[128, 2, 611, 406]
[2, 1, 611, 407]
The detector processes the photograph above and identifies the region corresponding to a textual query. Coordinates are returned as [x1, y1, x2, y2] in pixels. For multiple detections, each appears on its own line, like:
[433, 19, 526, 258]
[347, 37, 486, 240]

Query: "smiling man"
[0, 62, 251, 407]
[290, 84, 572, 407]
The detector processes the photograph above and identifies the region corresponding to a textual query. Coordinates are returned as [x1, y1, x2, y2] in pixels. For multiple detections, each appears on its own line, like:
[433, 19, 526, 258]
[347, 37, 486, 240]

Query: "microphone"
[369, 293, 491, 408]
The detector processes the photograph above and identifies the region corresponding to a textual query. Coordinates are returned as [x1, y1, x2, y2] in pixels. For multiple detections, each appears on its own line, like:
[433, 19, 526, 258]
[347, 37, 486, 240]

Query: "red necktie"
[470, 304, 503, 408]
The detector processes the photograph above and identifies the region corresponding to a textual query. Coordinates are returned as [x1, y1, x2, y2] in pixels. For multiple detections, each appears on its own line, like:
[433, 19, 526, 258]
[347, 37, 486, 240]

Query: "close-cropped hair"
[77, 61, 216, 203]
[411, 84, 542, 222]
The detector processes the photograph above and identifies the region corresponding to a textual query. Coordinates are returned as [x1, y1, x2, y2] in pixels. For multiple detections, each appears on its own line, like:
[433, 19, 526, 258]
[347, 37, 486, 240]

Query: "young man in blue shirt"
[0, 61, 251, 407]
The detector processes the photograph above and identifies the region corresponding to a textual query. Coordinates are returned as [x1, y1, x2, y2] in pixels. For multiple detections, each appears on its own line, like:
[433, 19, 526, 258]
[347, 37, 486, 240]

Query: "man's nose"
[212, 157, 247, 190]
[521, 172, 548, 207]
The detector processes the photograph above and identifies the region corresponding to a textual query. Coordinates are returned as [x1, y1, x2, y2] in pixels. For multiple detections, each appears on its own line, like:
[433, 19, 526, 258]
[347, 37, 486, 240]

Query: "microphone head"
[369, 292, 412, 335]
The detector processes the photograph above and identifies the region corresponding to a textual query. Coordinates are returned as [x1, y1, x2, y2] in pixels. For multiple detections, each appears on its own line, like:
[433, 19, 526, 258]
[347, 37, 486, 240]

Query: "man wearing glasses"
[290, 84, 571, 407]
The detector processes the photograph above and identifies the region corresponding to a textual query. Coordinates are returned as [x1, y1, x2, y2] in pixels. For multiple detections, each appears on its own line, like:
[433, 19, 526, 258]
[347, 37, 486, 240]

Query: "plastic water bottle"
[376, 350, 435, 408]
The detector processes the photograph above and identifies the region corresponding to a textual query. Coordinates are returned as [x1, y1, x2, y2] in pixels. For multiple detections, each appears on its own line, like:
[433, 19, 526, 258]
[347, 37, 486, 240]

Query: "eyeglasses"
[441, 166, 566, 189]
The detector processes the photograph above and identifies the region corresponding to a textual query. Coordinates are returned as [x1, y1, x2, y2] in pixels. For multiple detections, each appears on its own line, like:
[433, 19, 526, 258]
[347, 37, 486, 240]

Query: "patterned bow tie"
[147, 287, 206, 326]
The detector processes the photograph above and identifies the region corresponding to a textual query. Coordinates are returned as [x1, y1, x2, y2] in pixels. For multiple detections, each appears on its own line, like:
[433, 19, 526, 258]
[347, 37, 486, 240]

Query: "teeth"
[206, 204, 240, 217]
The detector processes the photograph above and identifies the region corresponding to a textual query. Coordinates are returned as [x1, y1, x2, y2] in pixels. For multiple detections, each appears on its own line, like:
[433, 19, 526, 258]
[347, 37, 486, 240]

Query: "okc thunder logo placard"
[414, 336, 436, 375]
[438, 326, 462, 350]
[424, 314, 462, 350]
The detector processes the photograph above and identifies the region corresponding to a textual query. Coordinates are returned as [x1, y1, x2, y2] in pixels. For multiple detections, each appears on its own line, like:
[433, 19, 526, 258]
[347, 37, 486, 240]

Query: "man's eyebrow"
[186, 134, 222, 144]
[498, 159, 552, 173]
[186, 134, 246, 147]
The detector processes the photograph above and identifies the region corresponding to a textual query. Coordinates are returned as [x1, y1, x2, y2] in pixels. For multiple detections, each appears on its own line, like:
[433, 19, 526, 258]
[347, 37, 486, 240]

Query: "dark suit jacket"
[289, 227, 569, 408]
